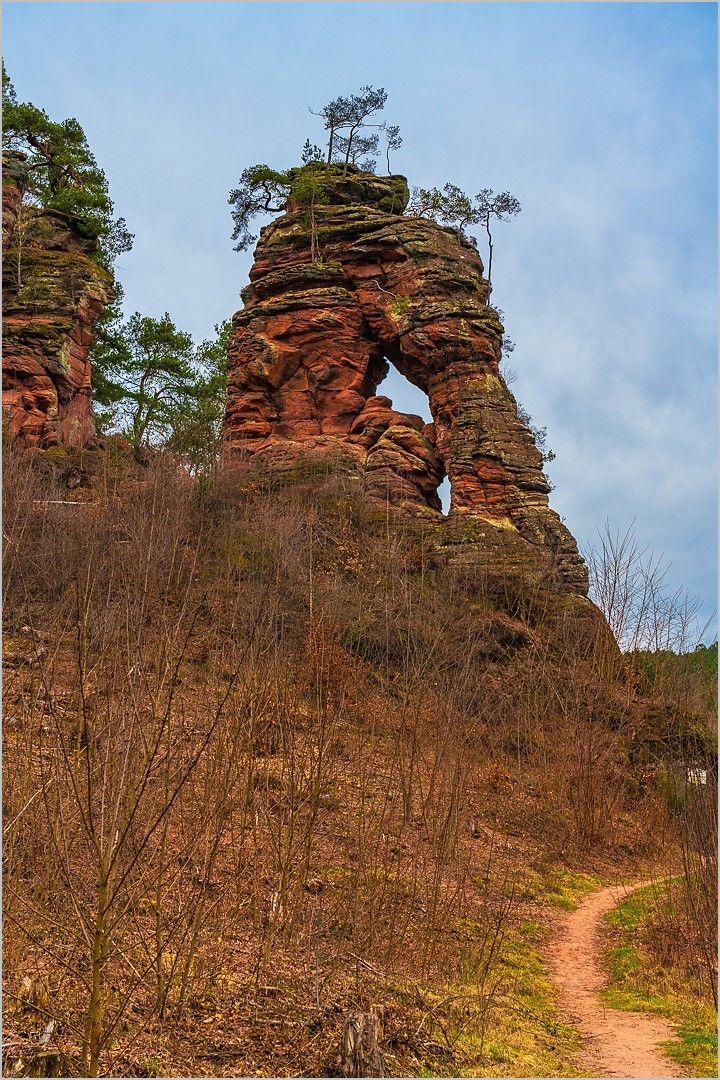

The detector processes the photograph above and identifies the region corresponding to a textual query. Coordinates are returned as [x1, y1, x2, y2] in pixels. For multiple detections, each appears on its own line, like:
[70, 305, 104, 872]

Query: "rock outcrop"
[2, 150, 112, 449]
[224, 165, 588, 593]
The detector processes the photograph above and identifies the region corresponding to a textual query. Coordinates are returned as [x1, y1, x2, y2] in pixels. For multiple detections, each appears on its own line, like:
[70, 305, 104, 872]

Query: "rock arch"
[223, 166, 587, 593]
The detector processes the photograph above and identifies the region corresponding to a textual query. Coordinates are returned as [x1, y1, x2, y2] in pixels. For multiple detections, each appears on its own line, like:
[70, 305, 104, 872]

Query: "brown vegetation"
[2, 449, 716, 1077]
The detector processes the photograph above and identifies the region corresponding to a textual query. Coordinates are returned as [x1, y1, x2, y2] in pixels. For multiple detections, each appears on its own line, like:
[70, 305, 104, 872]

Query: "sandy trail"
[547, 881, 683, 1079]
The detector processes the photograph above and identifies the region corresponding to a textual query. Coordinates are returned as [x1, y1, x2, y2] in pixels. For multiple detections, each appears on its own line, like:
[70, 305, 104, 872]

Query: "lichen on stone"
[2, 151, 111, 450]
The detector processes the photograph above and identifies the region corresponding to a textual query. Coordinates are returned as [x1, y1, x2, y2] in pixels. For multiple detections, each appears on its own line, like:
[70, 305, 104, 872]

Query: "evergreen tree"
[229, 87, 402, 252]
[165, 321, 230, 473]
[408, 183, 521, 294]
[91, 313, 228, 463]
[2, 65, 132, 275]
[310, 85, 395, 173]
[228, 165, 291, 252]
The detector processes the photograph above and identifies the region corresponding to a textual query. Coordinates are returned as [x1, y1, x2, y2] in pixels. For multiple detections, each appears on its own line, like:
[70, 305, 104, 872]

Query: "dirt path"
[547, 881, 683, 1079]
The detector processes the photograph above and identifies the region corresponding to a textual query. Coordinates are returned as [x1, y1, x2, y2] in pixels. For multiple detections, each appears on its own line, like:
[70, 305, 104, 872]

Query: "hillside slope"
[5, 454, 713, 1077]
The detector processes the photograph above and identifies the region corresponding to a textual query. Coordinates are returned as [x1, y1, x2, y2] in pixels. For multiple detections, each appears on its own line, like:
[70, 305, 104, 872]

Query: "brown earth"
[548, 883, 684, 1079]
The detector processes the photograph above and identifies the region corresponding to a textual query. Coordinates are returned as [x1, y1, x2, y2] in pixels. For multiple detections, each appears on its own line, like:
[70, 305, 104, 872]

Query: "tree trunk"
[340, 1011, 384, 1077]
[310, 189, 318, 263]
[81, 879, 109, 1077]
[484, 217, 493, 298]
[343, 129, 356, 177]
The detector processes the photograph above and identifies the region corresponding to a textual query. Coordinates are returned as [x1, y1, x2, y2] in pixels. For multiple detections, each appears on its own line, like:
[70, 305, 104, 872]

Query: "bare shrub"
[586, 519, 717, 1005]
[5, 453, 712, 1074]
[585, 521, 703, 654]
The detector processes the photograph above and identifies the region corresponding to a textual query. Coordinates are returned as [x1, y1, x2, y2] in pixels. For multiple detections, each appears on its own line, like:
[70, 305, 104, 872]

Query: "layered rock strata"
[2, 150, 112, 449]
[225, 165, 587, 593]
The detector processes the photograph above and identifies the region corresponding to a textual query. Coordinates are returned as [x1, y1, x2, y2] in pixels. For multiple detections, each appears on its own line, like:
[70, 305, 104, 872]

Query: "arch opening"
[376, 364, 431, 425]
[373, 358, 450, 516]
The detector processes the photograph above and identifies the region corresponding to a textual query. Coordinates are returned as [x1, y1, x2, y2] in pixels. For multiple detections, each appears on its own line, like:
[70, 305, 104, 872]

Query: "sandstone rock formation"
[224, 165, 588, 593]
[2, 150, 112, 449]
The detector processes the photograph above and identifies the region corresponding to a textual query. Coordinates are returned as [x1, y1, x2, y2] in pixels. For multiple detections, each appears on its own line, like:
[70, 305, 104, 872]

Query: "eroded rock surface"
[224, 165, 588, 593]
[2, 150, 112, 449]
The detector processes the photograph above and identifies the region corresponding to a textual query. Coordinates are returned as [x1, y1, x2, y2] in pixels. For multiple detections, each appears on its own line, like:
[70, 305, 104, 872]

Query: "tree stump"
[340, 1010, 384, 1077]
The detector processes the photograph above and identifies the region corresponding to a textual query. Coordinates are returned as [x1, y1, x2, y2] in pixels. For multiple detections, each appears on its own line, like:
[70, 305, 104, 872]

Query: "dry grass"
[2, 449, 714, 1077]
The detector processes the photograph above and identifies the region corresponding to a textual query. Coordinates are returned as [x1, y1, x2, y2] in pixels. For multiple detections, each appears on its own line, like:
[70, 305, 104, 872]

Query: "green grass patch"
[465, 921, 582, 1077]
[513, 866, 601, 910]
[602, 881, 718, 1078]
[407, 921, 582, 1078]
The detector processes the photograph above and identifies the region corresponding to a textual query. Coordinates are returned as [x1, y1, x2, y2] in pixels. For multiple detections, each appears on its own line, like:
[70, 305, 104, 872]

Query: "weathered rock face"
[2, 150, 112, 449]
[224, 164, 588, 593]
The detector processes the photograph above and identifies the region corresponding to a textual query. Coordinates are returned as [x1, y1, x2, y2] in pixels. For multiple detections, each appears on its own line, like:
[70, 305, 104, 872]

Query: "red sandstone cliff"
[2, 150, 112, 449]
[224, 165, 588, 594]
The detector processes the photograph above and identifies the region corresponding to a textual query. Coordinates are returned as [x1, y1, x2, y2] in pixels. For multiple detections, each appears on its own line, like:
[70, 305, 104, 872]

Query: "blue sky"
[4, 2, 717, 638]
